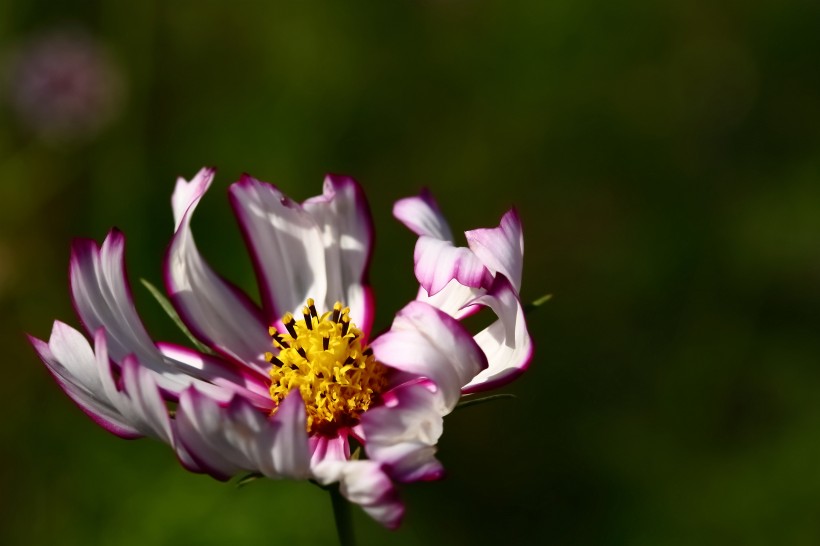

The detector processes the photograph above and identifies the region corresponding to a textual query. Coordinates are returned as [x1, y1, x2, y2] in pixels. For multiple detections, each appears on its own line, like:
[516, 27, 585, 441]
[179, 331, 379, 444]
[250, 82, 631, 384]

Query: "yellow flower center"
[266, 298, 388, 435]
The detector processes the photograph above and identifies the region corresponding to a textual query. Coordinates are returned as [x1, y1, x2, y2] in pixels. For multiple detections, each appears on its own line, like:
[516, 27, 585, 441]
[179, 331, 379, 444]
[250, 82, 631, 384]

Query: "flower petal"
[302, 174, 375, 335]
[312, 456, 405, 530]
[462, 277, 533, 393]
[47, 320, 104, 393]
[70, 230, 159, 366]
[175, 388, 310, 481]
[309, 433, 349, 467]
[262, 389, 311, 478]
[173, 388, 237, 480]
[229, 175, 330, 320]
[116, 355, 174, 443]
[91, 329, 175, 442]
[414, 236, 489, 296]
[370, 301, 487, 413]
[393, 189, 453, 241]
[339, 462, 405, 530]
[29, 323, 140, 438]
[414, 281, 483, 320]
[165, 168, 271, 374]
[71, 229, 254, 399]
[465, 208, 524, 292]
[32, 324, 177, 442]
[361, 380, 445, 483]
[156, 342, 273, 410]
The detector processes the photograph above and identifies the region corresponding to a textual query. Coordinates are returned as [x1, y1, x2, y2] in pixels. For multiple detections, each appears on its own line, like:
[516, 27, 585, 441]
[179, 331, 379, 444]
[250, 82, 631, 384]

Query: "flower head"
[4, 28, 124, 143]
[30, 168, 533, 528]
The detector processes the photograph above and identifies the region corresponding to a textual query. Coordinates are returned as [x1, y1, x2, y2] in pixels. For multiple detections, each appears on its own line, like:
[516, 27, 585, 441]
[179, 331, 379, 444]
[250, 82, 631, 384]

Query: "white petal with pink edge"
[360, 379, 445, 483]
[414, 236, 489, 296]
[462, 277, 534, 393]
[29, 323, 141, 439]
[414, 281, 483, 320]
[302, 174, 375, 335]
[465, 208, 524, 291]
[156, 342, 273, 410]
[90, 329, 171, 443]
[229, 175, 330, 321]
[70, 230, 252, 398]
[175, 388, 310, 481]
[312, 456, 405, 530]
[370, 301, 487, 413]
[165, 168, 271, 374]
[392, 189, 453, 241]
[29, 324, 178, 442]
[70, 230, 159, 367]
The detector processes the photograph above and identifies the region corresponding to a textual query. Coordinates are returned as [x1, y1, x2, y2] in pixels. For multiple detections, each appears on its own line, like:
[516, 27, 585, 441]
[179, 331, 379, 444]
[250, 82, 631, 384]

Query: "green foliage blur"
[3, 1, 820, 544]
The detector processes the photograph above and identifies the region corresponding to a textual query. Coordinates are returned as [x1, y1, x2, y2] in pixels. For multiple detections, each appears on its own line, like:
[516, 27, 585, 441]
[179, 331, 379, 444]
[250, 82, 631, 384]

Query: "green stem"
[330, 486, 355, 546]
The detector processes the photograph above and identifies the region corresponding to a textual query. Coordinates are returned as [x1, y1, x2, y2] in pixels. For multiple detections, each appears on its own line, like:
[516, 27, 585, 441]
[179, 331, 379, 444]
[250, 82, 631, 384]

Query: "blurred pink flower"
[5, 28, 124, 143]
[30, 169, 532, 528]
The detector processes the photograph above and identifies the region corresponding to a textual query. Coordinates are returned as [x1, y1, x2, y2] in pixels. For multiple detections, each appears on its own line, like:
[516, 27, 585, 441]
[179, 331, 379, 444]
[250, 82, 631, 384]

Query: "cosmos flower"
[4, 28, 124, 143]
[29, 168, 532, 528]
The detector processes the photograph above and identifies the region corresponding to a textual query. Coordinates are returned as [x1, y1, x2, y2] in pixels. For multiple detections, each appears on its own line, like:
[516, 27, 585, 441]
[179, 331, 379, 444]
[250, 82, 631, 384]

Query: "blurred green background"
[3, 0, 820, 544]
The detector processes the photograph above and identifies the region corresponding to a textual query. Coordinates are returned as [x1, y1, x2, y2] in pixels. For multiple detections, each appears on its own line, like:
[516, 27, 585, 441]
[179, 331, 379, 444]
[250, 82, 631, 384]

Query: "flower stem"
[330, 485, 355, 546]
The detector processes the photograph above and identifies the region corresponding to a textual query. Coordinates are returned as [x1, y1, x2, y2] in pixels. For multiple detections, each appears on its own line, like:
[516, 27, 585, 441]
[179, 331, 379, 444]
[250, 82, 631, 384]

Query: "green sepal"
[524, 293, 552, 314]
[453, 393, 517, 412]
[233, 472, 263, 488]
[140, 278, 215, 355]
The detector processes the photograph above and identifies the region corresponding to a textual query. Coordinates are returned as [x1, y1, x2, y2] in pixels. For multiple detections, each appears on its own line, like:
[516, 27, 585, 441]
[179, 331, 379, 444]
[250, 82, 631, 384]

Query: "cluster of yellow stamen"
[266, 299, 388, 435]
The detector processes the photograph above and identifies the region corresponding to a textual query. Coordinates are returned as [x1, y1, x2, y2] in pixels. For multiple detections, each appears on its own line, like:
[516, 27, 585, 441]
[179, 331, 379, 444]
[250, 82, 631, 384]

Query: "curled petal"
[370, 301, 487, 413]
[302, 174, 376, 335]
[92, 329, 173, 442]
[31, 324, 177, 443]
[339, 462, 404, 530]
[462, 277, 533, 393]
[361, 380, 445, 483]
[70, 230, 159, 366]
[414, 236, 489, 297]
[47, 320, 104, 393]
[393, 189, 453, 241]
[312, 458, 405, 530]
[165, 168, 271, 374]
[156, 343, 273, 410]
[414, 281, 483, 320]
[465, 208, 524, 292]
[175, 388, 310, 481]
[310, 433, 349, 468]
[116, 354, 174, 443]
[70, 229, 238, 398]
[29, 323, 140, 438]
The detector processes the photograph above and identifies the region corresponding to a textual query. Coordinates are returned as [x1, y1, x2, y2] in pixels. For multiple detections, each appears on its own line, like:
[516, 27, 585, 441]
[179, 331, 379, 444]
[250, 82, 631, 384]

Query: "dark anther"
[322, 336, 329, 351]
[273, 334, 290, 349]
[344, 356, 355, 365]
[297, 347, 307, 359]
[362, 347, 373, 357]
[271, 356, 284, 367]
[332, 307, 341, 323]
[341, 319, 350, 336]
[303, 311, 313, 330]
[309, 303, 318, 318]
[285, 318, 298, 338]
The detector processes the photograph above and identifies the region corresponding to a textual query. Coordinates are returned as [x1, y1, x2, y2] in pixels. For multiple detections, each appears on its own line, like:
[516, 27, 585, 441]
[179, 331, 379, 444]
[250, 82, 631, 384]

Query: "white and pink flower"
[29, 168, 533, 528]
